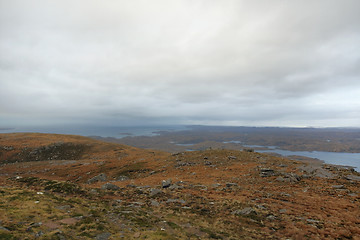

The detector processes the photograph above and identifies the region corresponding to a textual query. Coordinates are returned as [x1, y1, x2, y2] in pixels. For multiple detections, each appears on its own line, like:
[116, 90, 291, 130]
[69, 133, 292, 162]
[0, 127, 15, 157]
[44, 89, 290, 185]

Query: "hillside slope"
[0, 133, 359, 239]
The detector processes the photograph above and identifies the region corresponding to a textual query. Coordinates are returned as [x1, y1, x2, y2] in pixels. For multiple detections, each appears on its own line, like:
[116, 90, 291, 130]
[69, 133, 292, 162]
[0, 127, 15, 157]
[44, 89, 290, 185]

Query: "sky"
[1, 0, 360, 128]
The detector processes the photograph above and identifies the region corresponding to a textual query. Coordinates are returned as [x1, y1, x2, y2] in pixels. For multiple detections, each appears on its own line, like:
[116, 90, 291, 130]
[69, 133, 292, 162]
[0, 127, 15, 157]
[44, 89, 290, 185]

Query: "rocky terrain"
[0, 133, 359, 239]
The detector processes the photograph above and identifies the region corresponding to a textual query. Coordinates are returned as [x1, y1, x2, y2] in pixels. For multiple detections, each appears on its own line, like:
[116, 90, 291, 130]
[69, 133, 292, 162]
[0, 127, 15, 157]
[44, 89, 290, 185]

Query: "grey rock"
[31, 222, 42, 227]
[166, 199, 186, 204]
[260, 169, 276, 177]
[150, 188, 162, 197]
[228, 156, 237, 160]
[87, 173, 107, 184]
[116, 175, 129, 181]
[306, 219, 320, 224]
[332, 185, 345, 189]
[55, 205, 72, 211]
[96, 232, 111, 240]
[211, 183, 221, 188]
[279, 209, 287, 213]
[168, 184, 183, 190]
[226, 182, 238, 188]
[151, 200, 160, 206]
[346, 175, 360, 181]
[232, 207, 257, 216]
[101, 183, 120, 190]
[35, 231, 44, 237]
[276, 177, 286, 182]
[256, 204, 267, 210]
[162, 179, 172, 188]
[204, 161, 212, 166]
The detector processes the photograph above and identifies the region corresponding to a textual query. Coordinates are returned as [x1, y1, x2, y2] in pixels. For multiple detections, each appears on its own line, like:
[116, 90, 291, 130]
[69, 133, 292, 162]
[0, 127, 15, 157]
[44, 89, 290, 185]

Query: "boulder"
[101, 183, 120, 191]
[232, 207, 257, 216]
[162, 179, 172, 188]
[149, 188, 162, 197]
[116, 175, 129, 181]
[87, 173, 107, 184]
[96, 232, 111, 240]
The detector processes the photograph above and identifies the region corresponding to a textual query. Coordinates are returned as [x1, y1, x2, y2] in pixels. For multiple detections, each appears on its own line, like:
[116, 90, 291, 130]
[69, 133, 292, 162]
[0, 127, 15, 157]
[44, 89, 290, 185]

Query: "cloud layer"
[1, 0, 360, 127]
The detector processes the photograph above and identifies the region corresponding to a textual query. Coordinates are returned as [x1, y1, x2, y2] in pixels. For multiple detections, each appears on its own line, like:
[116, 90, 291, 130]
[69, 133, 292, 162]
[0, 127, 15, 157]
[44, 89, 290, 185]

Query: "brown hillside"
[0, 133, 359, 239]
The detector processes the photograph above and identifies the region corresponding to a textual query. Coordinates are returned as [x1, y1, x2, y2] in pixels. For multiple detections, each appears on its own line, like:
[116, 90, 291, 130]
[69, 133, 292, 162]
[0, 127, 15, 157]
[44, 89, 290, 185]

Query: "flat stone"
[151, 200, 160, 206]
[279, 209, 287, 213]
[116, 175, 129, 181]
[226, 183, 238, 188]
[149, 188, 162, 197]
[96, 232, 111, 240]
[87, 173, 107, 184]
[232, 207, 257, 216]
[101, 183, 120, 190]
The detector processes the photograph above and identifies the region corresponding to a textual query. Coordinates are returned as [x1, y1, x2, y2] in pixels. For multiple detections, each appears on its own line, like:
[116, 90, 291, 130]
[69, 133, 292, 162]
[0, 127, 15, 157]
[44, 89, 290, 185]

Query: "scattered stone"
[204, 161, 212, 166]
[211, 183, 221, 188]
[162, 179, 172, 188]
[35, 231, 44, 237]
[232, 207, 257, 216]
[266, 215, 276, 220]
[149, 188, 162, 197]
[101, 183, 120, 190]
[30, 222, 42, 227]
[151, 200, 160, 206]
[332, 185, 345, 189]
[276, 177, 285, 182]
[89, 189, 99, 195]
[226, 182, 238, 188]
[116, 175, 129, 181]
[306, 219, 320, 224]
[169, 184, 183, 190]
[346, 175, 360, 181]
[96, 232, 111, 240]
[166, 199, 186, 204]
[87, 173, 107, 184]
[279, 209, 287, 213]
[228, 156, 237, 160]
[55, 205, 72, 211]
[256, 204, 267, 210]
[260, 169, 276, 177]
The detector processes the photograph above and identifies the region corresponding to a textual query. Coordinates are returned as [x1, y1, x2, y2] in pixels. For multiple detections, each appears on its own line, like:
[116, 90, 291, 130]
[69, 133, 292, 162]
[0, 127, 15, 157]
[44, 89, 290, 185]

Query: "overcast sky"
[1, 0, 360, 127]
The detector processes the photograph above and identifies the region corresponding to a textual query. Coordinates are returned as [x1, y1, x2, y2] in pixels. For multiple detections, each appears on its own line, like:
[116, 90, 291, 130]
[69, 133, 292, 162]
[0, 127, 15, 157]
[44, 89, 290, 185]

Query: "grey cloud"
[1, 0, 360, 127]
